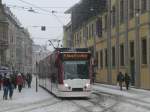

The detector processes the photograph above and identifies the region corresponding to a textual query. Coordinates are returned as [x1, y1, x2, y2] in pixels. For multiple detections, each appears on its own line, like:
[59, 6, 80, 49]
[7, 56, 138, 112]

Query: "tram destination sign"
[62, 53, 90, 60]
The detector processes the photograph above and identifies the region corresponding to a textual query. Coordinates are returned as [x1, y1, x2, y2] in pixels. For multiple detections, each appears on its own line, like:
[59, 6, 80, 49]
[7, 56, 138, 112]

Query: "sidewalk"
[0, 76, 53, 112]
[93, 83, 150, 104]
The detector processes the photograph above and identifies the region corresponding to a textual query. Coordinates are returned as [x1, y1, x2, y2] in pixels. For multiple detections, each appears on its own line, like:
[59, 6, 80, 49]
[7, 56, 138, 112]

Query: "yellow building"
[63, 22, 72, 48]
[67, 0, 150, 89]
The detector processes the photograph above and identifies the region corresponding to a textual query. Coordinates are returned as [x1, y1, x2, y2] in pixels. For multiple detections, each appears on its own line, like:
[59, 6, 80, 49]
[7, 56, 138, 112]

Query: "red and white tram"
[38, 48, 92, 97]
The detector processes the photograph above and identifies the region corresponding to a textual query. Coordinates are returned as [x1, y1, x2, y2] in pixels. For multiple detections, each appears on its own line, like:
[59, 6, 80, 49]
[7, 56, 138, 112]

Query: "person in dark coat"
[117, 72, 124, 91]
[9, 74, 15, 99]
[26, 73, 32, 88]
[0, 73, 2, 90]
[3, 74, 11, 100]
[124, 73, 130, 90]
[11, 74, 17, 89]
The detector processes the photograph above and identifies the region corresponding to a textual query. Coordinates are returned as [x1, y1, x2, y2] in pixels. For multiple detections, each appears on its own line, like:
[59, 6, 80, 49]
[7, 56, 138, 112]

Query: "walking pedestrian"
[0, 73, 2, 90]
[26, 73, 32, 88]
[117, 72, 124, 91]
[3, 73, 10, 100]
[11, 73, 17, 89]
[124, 73, 130, 90]
[9, 74, 15, 99]
[16, 73, 23, 92]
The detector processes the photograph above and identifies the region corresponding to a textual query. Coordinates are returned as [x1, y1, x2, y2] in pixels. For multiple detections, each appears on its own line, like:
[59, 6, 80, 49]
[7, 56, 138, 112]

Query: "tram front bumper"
[56, 91, 91, 97]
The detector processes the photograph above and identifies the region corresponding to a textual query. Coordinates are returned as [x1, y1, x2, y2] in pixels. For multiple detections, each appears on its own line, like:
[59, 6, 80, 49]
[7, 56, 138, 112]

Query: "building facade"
[67, 0, 150, 89]
[16, 28, 33, 73]
[0, 3, 33, 73]
[63, 22, 72, 48]
[32, 44, 51, 74]
[23, 31, 33, 74]
[0, 2, 8, 67]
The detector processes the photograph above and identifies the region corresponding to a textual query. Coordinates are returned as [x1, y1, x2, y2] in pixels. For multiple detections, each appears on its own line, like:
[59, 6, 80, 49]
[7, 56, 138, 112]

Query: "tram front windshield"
[63, 61, 89, 80]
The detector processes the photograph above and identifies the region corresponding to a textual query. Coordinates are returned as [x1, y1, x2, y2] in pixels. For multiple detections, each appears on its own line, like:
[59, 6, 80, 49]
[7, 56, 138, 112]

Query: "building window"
[129, 0, 134, 19]
[91, 24, 94, 37]
[100, 50, 103, 69]
[120, 44, 124, 66]
[88, 26, 90, 39]
[141, 0, 147, 13]
[96, 52, 98, 69]
[141, 38, 147, 64]
[112, 6, 116, 27]
[75, 34, 77, 46]
[105, 48, 108, 67]
[85, 26, 88, 39]
[112, 47, 115, 67]
[96, 17, 102, 37]
[89, 25, 91, 39]
[80, 31, 82, 44]
[104, 15, 107, 31]
[120, 0, 124, 23]
[83, 27, 86, 39]
[130, 41, 134, 58]
[77, 33, 79, 45]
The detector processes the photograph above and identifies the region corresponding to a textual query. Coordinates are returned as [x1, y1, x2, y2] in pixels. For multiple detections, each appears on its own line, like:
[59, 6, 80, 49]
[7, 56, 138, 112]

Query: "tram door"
[130, 60, 135, 86]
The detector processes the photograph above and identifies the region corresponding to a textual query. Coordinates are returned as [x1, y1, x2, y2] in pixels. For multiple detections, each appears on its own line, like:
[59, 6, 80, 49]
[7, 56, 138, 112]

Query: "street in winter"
[0, 77, 150, 112]
[1, 0, 150, 112]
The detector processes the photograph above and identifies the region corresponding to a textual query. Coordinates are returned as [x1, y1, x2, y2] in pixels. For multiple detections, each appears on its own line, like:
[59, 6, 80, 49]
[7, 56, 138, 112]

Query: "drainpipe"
[116, 0, 120, 73]
[107, 0, 112, 84]
[135, 1, 140, 88]
[124, 0, 129, 74]
[148, 0, 150, 88]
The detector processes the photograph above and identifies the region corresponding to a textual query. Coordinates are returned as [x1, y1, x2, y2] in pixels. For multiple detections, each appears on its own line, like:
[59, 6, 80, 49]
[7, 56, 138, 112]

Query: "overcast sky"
[2, 0, 80, 50]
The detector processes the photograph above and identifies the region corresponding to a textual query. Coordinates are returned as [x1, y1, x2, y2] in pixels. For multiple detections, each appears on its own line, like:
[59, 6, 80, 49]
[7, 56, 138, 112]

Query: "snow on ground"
[0, 77, 55, 112]
[0, 77, 150, 112]
[93, 83, 150, 103]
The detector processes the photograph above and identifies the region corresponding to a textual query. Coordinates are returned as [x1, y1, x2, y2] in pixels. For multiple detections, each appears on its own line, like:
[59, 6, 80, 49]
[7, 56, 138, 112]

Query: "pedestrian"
[3, 73, 10, 100]
[9, 74, 15, 99]
[21, 73, 26, 88]
[11, 73, 17, 89]
[26, 73, 32, 88]
[124, 73, 130, 90]
[16, 73, 23, 92]
[117, 72, 124, 91]
[0, 73, 2, 90]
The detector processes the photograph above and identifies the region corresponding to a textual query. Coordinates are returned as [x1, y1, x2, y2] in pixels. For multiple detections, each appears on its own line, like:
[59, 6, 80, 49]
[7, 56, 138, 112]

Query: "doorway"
[130, 60, 135, 86]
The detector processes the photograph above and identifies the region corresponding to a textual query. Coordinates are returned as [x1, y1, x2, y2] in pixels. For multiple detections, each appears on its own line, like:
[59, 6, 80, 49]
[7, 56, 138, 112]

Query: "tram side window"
[51, 73, 56, 83]
[50, 54, 58, 83]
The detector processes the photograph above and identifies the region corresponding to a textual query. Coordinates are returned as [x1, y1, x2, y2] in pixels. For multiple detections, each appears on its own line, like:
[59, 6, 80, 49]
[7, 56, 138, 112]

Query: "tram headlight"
[86, 83, 90, 88]
[64, 83, 69, 88]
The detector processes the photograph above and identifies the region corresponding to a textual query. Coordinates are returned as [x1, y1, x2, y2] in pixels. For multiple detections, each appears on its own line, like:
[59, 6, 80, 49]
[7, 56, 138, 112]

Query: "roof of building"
[65, 0, 107, 30]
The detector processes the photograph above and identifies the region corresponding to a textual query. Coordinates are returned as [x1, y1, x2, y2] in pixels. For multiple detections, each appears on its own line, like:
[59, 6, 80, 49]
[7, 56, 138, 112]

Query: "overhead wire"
[7, 4, 70, 9]
[17, 0, 65, 25]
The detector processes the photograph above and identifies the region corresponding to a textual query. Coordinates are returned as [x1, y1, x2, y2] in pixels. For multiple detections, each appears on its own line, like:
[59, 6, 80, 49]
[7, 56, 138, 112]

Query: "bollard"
[36, 76, 38, 92]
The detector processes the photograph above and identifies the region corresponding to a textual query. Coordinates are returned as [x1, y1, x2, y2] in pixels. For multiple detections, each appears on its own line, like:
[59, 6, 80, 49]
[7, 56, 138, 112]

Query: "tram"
[38, 48, 92, 97]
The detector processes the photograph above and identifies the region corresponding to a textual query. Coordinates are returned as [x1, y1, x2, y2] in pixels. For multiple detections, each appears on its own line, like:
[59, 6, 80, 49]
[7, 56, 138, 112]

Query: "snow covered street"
[0, 77, 150, 112]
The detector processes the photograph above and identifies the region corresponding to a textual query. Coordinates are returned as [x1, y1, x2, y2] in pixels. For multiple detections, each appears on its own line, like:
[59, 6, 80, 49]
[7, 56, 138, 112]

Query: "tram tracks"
[67, 91, 150, 112]
[0, 97, 61, 112]
[92, 91, 150, 111]
[60, 92, 119, 112]
[4, 88, 149, 112]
